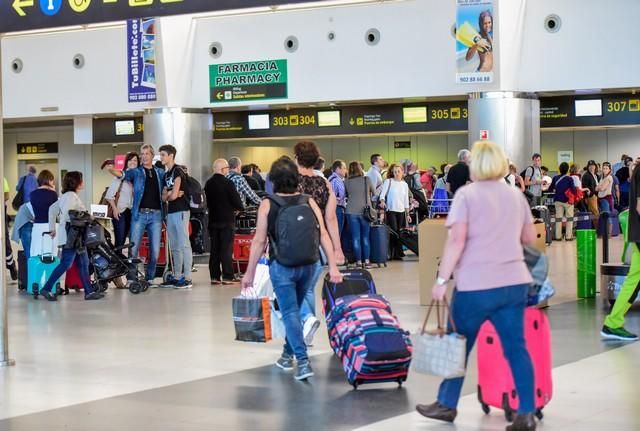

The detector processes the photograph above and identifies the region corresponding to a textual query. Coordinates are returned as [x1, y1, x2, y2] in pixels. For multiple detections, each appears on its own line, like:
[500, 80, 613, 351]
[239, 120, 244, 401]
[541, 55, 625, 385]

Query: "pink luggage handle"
[420, 298, 458, 337]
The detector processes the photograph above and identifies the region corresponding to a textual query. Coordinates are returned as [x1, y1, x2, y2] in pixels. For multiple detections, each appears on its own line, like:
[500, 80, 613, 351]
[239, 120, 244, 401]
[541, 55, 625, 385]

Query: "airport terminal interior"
[0, 0, 639, 430]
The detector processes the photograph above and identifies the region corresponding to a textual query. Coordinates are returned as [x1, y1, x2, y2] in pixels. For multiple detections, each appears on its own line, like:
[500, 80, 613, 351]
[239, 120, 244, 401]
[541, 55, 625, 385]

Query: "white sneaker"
[303, 316, 321, 346]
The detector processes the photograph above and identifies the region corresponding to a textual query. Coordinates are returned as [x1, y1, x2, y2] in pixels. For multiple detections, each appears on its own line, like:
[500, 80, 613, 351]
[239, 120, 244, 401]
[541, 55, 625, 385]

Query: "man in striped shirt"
[226, 157, 261, 208]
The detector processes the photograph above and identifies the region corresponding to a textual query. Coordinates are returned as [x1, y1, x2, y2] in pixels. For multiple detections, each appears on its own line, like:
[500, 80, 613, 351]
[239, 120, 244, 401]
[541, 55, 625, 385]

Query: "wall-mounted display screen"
[575, 99, 603, 117]
[115, 120, 135, 136]
[248, 114, 271, 130]
[402, 106, 428, 123]
[317, 110, 341, 127]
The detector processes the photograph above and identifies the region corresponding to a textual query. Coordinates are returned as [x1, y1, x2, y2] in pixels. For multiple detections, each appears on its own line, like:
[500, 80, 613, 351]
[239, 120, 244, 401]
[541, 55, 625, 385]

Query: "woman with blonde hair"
[416, 141, 537, 431]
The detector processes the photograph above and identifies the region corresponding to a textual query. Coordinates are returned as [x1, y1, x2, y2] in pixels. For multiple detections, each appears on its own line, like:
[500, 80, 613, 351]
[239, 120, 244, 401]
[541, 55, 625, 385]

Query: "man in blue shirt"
[106, 144, 165, 284]
[548, 162, 576, 241]
[328, 160, 347, 237]
[16, 166, 38, 204]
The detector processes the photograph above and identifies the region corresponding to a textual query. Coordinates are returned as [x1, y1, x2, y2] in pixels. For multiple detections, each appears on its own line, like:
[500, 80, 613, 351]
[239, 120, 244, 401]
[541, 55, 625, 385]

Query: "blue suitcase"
[27, 233, 62, 299]
[369, 223, 389, 267]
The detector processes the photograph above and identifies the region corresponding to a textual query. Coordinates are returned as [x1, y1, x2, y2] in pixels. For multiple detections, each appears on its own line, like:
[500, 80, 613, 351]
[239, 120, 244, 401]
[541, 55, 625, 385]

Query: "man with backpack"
[159, 145, 193, 289]
[14, 166, 38, 208]
[241, 156, 342, 381]
[523, 154, 544, 206]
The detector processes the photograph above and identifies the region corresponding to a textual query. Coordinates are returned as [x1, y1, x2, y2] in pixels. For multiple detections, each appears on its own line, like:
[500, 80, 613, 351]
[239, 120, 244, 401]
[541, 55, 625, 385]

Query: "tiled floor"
[0, 237, 637, 430]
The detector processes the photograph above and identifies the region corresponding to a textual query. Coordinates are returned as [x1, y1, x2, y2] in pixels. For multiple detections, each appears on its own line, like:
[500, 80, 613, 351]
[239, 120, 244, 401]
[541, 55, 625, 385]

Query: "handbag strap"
[420, 298, 458, 335]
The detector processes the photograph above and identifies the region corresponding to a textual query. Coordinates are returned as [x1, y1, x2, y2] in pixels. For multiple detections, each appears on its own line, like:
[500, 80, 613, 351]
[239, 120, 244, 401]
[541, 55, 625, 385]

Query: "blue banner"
[127, 18, 157, 103]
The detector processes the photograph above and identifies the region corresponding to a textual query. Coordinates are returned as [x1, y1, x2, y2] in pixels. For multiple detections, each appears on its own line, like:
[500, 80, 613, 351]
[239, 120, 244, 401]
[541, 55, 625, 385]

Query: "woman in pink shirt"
[416, 141, 538, 431]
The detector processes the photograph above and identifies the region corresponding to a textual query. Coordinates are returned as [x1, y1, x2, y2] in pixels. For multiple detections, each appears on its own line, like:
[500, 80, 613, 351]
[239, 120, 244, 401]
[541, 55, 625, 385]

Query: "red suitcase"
[232, 233, 254, 274]
[138, 224, 168, 278]
[64, 260, 84, 291]
[477, 307, 552, 421]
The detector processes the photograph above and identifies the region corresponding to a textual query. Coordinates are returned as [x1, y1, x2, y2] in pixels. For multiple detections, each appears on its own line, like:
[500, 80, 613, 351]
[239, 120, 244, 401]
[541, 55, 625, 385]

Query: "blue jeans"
[347, 214, 371, 262]
[336, 206, 346, 238]
[300, 262, 323, 322]
[42, 248, 93, 294]
[19, 223, 33, 259]
[270, 261, 318, 362]
[113, 208, 132, 248]
[130, 210, 162, 281]
[437, 284, 535, 414]
[167, 211, 193, 279]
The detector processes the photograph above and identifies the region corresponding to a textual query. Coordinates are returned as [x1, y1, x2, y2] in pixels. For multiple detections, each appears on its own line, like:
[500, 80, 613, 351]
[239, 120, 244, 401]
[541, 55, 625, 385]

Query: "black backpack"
[520, 166, 534, 180]
[184, 174, 206, 212]
[268, 194, 320, 267]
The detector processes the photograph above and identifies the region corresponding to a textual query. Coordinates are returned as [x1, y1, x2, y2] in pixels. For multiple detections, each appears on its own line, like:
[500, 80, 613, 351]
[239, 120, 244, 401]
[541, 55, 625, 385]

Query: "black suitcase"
[397, 229, 419, 256]
[18, 250, 27, 291]
[369, 223, 389, 267]
[532, 206, 552, 245]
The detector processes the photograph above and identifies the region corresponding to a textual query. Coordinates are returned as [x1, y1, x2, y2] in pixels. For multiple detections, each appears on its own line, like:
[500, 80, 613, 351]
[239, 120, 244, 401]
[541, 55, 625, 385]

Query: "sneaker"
[303, 316, 321, 346]
[275, 355, 294, 371]
[84, 291, 103, 301]
[174, 278, 193, 289]
[601, 325, 639, 341]
[294, 361, 314, 381]
[161, 276, 177, 288]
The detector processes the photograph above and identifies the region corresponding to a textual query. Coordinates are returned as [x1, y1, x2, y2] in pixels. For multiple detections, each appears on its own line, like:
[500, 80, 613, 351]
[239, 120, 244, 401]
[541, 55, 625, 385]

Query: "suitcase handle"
[40, 231, 56, 259]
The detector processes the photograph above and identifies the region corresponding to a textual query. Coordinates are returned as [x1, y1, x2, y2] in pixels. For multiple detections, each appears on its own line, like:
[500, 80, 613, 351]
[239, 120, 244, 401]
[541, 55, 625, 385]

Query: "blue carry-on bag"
[27, 232, 62, 299]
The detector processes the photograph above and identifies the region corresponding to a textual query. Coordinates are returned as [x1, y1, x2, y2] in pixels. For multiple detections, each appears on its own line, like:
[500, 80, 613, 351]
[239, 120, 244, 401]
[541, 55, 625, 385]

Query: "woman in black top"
[581, 160, 600, 225]
[29, 170, 58, 257]
[241, 156, 341, 381]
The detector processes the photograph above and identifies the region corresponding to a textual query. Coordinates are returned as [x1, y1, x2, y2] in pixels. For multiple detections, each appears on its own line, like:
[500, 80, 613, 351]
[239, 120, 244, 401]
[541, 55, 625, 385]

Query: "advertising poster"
[127, 18, 157, 103]
[456, 0, 494, 84]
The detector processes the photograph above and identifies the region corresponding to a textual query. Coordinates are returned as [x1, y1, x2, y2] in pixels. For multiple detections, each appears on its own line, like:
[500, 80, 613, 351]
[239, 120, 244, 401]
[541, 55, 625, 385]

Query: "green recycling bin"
[576, 229, 597, 298]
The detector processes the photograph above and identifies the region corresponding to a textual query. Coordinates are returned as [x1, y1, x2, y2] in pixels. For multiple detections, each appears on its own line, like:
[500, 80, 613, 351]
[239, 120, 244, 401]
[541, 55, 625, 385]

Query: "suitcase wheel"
[397, 378, 403, 388]
[32, 284, 39, 299]
[481, 403, 490, 415]
[505, 410, 514, 422]
[352, 381, 359, 390]
[535, 409, 544, 420]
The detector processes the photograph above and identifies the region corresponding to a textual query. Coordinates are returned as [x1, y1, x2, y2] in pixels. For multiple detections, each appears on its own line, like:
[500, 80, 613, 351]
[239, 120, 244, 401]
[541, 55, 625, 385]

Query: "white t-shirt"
[105, 178, 134, 212]
[379, 179, 410, 212]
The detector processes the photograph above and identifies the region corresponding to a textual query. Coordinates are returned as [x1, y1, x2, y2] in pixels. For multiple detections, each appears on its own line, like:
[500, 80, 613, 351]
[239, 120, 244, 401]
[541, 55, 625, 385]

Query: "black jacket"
[581, 171, 598, 197]
[204, 174, 244, 228]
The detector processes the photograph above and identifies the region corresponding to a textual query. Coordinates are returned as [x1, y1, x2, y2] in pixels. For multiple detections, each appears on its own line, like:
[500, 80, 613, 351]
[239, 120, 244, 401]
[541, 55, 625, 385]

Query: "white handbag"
[412, 298, 467, 379]
[252, 256, 274, 299]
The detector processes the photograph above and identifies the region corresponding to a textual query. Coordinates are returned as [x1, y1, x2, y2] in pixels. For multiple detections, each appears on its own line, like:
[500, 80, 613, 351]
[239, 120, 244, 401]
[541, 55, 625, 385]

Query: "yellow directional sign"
[12, 0, 33, 17]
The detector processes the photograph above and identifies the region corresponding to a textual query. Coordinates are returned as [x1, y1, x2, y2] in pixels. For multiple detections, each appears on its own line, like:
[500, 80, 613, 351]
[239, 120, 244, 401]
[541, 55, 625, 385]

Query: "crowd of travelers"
[3, 139, 640, 431]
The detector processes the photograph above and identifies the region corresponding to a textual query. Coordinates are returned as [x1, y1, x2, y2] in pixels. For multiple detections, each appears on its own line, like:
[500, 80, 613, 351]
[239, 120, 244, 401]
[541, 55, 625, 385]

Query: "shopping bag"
[270, 299, 286, 340]
[252, 256, 274, 299]
[232, 296, 272, 343]
[412, 298, 466, 379]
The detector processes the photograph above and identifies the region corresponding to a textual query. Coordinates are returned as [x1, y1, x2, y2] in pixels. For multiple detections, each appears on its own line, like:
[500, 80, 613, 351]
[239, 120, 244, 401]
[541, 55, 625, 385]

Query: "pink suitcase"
[477, 307, 552, 421]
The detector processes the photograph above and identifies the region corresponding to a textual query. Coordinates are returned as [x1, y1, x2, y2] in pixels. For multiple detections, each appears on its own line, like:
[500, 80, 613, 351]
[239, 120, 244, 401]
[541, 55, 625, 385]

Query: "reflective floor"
[0, 238, 638, 430]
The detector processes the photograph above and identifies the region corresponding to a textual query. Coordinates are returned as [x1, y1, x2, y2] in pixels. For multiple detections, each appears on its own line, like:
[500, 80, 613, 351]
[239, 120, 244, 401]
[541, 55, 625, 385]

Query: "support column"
[143, 109, 213, 183]
[467, 92, 540, 171]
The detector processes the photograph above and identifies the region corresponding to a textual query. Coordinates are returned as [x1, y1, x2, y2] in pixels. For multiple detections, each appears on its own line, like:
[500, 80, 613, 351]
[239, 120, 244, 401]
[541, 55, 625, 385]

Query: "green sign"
[209, 59, 288, 103]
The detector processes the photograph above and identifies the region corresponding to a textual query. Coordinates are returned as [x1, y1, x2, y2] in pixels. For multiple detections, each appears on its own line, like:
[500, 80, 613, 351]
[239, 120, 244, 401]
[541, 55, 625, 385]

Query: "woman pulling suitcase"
[378, 164, 412, 260]
[415, 141, 539, 431]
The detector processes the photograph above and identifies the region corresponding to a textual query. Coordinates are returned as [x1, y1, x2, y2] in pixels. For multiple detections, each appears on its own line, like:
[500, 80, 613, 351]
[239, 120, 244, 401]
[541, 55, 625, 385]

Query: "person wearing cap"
[581, 160, 600, 225]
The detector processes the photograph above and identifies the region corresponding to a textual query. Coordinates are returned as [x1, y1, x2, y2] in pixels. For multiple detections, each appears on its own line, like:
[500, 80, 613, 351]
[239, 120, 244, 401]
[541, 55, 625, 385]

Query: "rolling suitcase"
[395, 228, 419, 256]
[322, 269, 376, 316]
[532, 206, 552, 245]
[369, 223, 389, 267]
[64, 260, 84, 291]
[326, 294, 412, 389]
[575, 211, 593, 230]
[477, 307, 553, 421]
[27, 233, 61, 299]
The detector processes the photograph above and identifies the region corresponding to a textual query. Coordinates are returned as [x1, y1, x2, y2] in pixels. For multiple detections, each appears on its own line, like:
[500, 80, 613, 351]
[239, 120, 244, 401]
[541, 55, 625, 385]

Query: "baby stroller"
[71, 210, 150, 295]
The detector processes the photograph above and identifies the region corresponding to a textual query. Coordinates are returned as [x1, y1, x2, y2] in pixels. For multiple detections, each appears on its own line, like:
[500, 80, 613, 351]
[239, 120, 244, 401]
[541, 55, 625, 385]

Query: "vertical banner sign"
[127, 18, 157, 103]
[456, 0, 494, 84]
[210, 60, 288, 103]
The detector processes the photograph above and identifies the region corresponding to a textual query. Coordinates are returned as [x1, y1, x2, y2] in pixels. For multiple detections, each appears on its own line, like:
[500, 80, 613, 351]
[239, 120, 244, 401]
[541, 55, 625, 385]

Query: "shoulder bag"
[362, 177, 377, 222]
